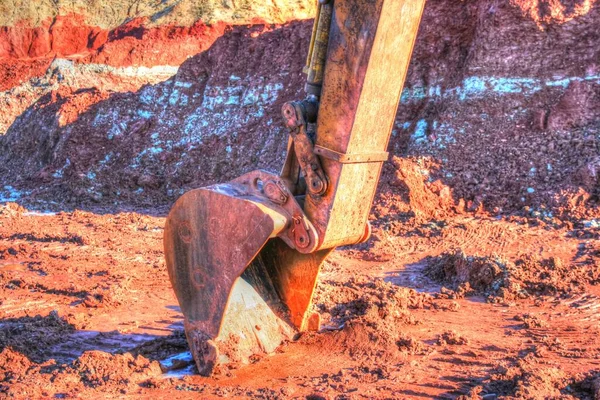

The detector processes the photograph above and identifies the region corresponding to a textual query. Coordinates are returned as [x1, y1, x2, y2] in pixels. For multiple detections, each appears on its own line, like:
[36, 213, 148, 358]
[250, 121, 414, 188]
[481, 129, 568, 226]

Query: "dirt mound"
[0, 21, 311, 208]
[0, 3, 313, 144]
[0, 348, 162, 397]
[314, 276, 432, 327]
[425, 250, 600, 302]
[73, 351, 162, 388]
[437, 330, 469, 346]
[571, 371, 600, 400]
[486, 353, 598, 399]
[425, 251, 507, 296]
[0, 348, 32, 383]
[375, 157, 462, 231]
[0, 1, 315, 138]
[304, 276, 433, 363]
[388, 0, 600, 219]
[396, 334, 432, 355]
[0, 311, 75, 363]
[514, 313, 548, 329]
[0, 1, 599, 221]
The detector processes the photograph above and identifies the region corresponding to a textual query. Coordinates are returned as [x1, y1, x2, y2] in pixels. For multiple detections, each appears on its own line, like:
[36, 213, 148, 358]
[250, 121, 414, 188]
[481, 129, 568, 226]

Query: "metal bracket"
[314, 145, 389, 164]
[231, 170, 319, 253]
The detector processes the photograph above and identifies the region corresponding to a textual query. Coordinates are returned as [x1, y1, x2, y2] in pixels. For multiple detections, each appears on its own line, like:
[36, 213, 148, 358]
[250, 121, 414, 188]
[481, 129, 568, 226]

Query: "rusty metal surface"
[230, 170, 319, 253]
[304, 0, 333, 96]
[258, 239, 333, 330]
[304, 0, 426, 250]
[313, 145, 389, 164]
[303, 0, 388, 249]
[164, 0, 426, 376]
[281, 101, 328, 198]
[165, 185, 291, 375]
[164, 171, 325, 374]
[164, 187, 278, 337]
[164, 169, 322, 332]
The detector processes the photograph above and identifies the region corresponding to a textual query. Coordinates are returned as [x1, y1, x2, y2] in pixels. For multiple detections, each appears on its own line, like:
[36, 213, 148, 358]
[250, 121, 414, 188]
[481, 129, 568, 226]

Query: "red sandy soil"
[1, 162, 600, 398]
[0, 59, 52, 92]
[0, 14, 232, 90]
[0, 6, 295, 91]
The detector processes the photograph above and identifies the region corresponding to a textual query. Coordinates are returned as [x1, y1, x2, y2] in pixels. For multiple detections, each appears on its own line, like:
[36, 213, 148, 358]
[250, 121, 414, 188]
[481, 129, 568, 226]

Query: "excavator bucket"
[164, 171, 329, 375]
[164, 0, 425, 376]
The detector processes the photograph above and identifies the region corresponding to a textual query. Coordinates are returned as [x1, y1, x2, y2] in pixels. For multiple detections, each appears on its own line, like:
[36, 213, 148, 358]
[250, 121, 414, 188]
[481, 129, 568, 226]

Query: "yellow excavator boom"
[164, 0, 426, 375]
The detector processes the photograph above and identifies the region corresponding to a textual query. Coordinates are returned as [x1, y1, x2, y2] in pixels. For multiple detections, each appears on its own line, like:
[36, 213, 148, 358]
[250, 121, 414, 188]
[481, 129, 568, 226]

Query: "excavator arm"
[164, 0, 426, 375]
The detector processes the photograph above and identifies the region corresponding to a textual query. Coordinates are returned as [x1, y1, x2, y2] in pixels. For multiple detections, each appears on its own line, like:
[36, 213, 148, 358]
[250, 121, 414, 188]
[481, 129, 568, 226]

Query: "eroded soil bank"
[1, 0, 599, 219]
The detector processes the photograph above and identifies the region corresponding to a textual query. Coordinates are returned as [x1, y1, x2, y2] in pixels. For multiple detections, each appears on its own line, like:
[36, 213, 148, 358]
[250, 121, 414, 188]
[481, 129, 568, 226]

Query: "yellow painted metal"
[305, 0, 427, 250]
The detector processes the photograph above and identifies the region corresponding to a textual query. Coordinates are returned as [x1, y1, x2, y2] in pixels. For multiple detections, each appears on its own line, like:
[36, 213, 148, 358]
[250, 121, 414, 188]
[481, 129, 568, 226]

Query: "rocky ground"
[1, 180, 600, 398]
[1, 0, 600, 398]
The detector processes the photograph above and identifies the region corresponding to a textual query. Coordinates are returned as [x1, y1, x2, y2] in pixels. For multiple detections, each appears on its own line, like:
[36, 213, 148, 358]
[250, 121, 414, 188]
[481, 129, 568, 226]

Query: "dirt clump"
[514, 313, 548, 329]
[306, 277, 433, 361]
[436, 284, 476, 300]
[437, 330, 469, 346]
[0, 348, 32, 383]
[0, 349, 163, 398]
[508, 254, 600, 298]
[426, 250, 600, 302]
[314, 276, 432, 328]
[375, 157, 462, 233]
[73, 351, 162, 388]
[287, 364, 395, 397]
[570, 371, 600, 400]
[396, 334, 432, 355]
[425, 251, 506, 295]
[0, 311, 75, 363]
[127, 331, 188, 362]
[486, 353, 590, 399]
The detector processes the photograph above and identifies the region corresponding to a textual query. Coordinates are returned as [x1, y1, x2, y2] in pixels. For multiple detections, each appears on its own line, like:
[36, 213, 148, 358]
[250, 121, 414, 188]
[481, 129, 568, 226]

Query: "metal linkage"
[281, 100, 328, 198]
[279, 0, 334, 198]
